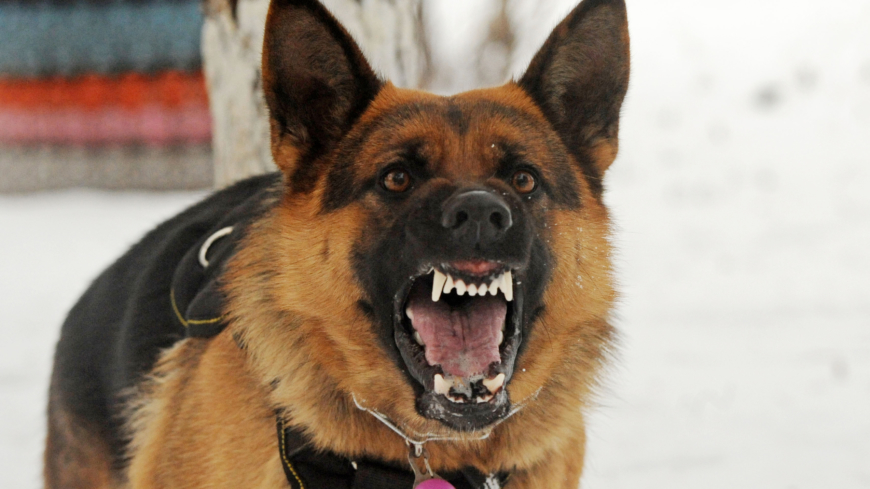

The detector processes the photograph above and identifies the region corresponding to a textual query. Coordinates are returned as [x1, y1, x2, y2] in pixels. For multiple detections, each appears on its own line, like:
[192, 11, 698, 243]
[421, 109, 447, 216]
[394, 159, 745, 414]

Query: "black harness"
[170, 219, 510, 489]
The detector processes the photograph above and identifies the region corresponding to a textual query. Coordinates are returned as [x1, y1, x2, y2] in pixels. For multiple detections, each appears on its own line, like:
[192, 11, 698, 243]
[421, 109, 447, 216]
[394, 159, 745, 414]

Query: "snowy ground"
[585, 1, 870, 486]
[2, 0, 870, 487]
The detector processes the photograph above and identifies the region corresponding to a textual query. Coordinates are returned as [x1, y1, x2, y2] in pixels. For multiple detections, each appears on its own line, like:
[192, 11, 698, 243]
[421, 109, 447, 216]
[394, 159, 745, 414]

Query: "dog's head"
[235, 0, 628, 436]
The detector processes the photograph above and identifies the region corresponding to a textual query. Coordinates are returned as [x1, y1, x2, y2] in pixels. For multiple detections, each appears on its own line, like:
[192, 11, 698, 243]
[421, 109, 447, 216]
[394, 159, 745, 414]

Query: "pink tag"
[415, 479, 456, 489]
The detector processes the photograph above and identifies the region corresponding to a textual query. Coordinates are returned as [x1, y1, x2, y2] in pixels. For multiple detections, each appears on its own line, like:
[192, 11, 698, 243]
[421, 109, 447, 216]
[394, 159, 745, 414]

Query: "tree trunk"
[202, 0, 430, 188]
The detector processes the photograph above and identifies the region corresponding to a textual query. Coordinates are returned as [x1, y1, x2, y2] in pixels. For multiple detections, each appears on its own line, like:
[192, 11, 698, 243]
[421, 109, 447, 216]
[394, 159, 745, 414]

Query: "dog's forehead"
[323, 84, 582, 211]
[350, 85, 553, 178]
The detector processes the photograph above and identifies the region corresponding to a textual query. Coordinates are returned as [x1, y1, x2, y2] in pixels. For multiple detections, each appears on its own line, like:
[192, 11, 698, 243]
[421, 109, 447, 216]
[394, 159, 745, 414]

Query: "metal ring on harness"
[198, 226, 234, 268]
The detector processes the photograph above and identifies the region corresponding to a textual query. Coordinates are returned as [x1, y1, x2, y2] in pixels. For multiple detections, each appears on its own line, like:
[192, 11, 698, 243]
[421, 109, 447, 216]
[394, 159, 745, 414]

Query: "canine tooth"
[432, 269, 447, 302]
[434, 374, 451, 395]
[414, 331, 425, 346]
[500, 271, 513, 301]
[482, 373, 506, 394]
[478, 283, 488, 295]
[405, 307, 414, 321]
[468, 283, 478, 296]
[497, 330, 504, 345]
[455, 279, 467, 296]
[444, 274, 455, 294]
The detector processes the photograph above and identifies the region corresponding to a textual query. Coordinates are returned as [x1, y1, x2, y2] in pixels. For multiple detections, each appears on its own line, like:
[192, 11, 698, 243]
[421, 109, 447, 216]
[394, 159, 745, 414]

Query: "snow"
[0, 191, 206, 489]
[2, 0, 869, 487]
[583, 1, 870, 486]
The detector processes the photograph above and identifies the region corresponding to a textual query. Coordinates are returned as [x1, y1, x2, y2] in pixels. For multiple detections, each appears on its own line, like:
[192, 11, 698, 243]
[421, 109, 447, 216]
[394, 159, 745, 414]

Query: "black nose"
[441, 190, 513, 247]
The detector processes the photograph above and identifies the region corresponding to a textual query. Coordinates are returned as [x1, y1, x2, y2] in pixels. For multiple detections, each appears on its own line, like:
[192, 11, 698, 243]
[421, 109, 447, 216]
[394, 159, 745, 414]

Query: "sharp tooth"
[489, 277, 499, 295]
[482, 373, 506, 394]
[432, 269, 447, 302]
[478, 283, 488, 295]
[434, 374, 451, 395]
[500, 271, 513, 301]
[455, 279, 467, 296]
[444, 274, 455, 294]
[476, 393, 494, 403]
[414, 331, 425, 346]
[405, 307, 414, 321]
[497, 330, 504, 345]
[468, 283, 478, 296]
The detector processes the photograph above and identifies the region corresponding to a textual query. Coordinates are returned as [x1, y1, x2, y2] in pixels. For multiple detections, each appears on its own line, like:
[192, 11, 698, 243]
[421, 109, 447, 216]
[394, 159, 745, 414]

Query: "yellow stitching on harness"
[170, 288, 188, 327]
[187, 316, 224, 325]
[170, 289, 224, 328]
[279, 417, 306, 489]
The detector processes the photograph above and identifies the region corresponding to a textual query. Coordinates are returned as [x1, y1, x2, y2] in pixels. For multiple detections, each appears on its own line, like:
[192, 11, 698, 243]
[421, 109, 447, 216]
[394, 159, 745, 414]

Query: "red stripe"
[0, 71, 212, 144]
[0, 71, 209, 111]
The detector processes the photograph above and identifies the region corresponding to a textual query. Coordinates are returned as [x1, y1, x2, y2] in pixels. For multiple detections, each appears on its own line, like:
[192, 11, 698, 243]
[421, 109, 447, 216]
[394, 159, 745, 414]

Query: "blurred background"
[1, 0, 869, 487]
[0, 0, 212, 191]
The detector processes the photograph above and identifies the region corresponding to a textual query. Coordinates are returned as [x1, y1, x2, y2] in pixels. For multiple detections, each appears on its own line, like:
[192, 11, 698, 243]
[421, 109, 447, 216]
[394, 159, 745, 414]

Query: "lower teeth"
[434, 372, 504, 403]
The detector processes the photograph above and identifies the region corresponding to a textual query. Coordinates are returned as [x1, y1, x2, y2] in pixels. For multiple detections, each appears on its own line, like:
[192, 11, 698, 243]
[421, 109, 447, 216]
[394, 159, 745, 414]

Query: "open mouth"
[393, 260, 523, 430]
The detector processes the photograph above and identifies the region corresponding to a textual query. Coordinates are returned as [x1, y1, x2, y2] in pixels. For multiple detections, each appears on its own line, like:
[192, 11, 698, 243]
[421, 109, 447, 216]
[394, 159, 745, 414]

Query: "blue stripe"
[0, 0, 203, 77]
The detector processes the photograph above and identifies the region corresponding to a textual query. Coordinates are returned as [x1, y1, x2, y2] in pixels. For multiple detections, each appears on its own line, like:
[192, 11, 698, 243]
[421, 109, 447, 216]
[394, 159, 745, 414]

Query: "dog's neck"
[229, 319, 590, 475]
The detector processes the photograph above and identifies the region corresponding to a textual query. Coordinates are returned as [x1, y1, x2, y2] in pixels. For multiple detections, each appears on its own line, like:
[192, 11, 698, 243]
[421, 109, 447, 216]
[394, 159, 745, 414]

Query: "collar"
[277, 416, 509, 489]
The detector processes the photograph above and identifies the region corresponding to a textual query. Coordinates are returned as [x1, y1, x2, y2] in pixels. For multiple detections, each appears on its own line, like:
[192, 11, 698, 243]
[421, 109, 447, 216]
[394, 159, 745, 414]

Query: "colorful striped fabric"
[0, 71, 211, 145]
[0, 0, 202, 77]
[0, 0, 210, 149]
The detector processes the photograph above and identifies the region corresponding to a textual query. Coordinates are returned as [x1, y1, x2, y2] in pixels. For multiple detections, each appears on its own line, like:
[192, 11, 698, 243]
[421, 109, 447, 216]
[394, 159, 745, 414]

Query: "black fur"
[48, 174, 281, 467]
[351, 166, 554, 429]
[518, 0, 629, 198]
[262, 0, 383, 194]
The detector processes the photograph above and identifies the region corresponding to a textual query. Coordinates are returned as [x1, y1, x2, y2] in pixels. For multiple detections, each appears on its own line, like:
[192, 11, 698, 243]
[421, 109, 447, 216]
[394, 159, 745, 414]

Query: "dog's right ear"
[262, 0, 382, 178]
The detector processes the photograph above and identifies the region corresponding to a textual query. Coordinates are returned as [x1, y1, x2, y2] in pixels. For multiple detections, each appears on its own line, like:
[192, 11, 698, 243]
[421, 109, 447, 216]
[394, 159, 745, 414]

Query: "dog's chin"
[392, 261, 524, 432]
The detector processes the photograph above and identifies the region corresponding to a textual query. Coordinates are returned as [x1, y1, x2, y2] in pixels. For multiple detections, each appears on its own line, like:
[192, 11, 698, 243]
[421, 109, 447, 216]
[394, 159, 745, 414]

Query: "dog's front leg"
[126, 335, 286, 489]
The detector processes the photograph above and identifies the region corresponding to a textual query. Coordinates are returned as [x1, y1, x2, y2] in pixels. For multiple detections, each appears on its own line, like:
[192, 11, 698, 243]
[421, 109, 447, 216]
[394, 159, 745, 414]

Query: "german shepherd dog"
[44, 0, 629, 487]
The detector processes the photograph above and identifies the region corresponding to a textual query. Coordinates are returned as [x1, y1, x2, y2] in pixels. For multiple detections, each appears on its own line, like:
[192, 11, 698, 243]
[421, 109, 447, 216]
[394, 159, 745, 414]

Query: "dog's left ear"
[262, 0, 383, 178]
[519, 0, 629, 174]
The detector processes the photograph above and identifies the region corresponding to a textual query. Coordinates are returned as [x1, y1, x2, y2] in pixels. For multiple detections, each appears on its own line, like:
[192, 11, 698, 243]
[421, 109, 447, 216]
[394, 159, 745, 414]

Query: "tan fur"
[46, 0, 628, 485]
[123, 83, 618, 488]
[126, 335, 286, 489]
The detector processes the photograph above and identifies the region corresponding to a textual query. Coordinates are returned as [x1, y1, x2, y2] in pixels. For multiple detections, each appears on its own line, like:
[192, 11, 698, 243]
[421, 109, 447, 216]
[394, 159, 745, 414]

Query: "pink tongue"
[407, 285, 506, 377]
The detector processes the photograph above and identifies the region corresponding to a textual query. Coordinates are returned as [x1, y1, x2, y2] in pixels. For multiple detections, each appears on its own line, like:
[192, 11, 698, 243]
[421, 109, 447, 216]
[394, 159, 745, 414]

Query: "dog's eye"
[382, 168, 412, 193]
[511, 170, 537, 194]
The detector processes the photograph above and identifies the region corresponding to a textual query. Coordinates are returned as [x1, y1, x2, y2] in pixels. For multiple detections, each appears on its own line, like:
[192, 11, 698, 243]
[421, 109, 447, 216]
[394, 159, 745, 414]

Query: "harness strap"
[170, 219, 253, 336]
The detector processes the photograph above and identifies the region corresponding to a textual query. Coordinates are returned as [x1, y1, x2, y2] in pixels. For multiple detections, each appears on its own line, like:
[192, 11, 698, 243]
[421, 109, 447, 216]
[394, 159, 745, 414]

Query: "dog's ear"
[519, 0, 629, 175]
[262, 0, 382, 177]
